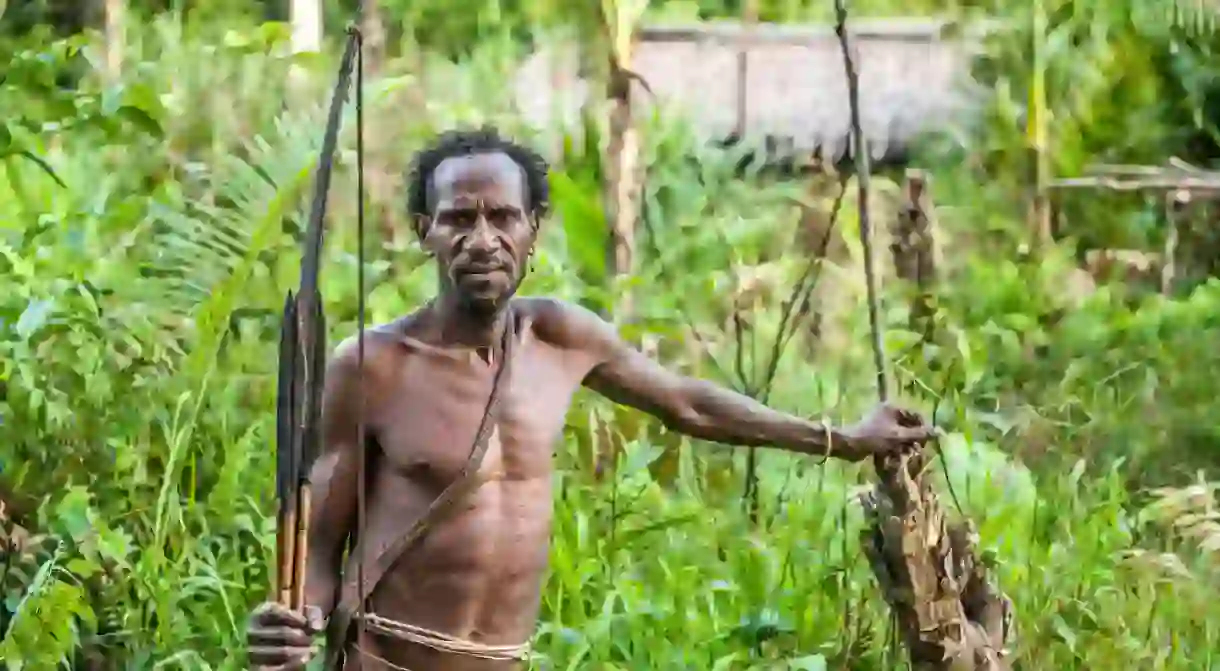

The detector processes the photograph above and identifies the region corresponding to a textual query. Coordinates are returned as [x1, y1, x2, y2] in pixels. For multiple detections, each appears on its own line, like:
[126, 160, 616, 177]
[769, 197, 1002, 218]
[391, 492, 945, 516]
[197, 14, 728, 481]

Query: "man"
[247, 128, 935, 670]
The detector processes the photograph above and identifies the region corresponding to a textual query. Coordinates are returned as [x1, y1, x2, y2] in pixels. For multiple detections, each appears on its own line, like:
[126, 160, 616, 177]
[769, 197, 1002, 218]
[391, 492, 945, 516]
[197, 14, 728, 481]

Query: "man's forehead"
[432, 153, 524, 198]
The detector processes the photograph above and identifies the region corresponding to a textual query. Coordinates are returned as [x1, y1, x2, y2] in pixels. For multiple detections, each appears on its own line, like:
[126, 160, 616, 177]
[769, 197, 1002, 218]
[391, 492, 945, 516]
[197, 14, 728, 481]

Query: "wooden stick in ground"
[891, 170, 937, 343]
[833, 6, 888, 403]
[1162, 189, 1189, 296]
[833, 1, 1017, 668]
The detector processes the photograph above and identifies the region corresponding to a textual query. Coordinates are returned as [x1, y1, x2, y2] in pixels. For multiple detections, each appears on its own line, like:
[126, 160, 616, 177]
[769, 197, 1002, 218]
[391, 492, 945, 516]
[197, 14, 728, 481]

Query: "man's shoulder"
[329, 315, 422, 369]
[512, 296, 615, 350]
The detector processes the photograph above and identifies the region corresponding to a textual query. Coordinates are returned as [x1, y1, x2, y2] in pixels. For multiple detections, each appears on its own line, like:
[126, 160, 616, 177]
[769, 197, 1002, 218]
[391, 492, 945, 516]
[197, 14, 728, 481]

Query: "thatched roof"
[514, 19, 990, 163]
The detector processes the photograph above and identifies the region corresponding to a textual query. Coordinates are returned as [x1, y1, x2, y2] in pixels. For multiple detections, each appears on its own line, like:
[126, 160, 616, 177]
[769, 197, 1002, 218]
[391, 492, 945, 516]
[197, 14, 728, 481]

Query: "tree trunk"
[359, 0, 403, 245]
[861, 451, 1017, 670]
[103, 0, 124, 82]
[872, 174, 1016, 670]
[290, 0, 322, 54]
[360, 0, 386, 75]
[596, 0, 644, 319]
[1028, 0, 1052, 251]
[602, 60, 639, 317]
[289, 0, 323, 96]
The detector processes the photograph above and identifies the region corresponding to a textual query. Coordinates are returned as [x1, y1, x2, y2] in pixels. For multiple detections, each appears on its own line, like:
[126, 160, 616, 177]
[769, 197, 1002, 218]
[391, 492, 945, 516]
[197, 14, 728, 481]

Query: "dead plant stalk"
[833, 0, 1017, 667]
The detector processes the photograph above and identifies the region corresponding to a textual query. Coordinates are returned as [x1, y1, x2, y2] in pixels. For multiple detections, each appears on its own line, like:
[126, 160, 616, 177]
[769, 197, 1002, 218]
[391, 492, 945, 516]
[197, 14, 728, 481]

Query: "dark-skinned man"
[246, 128, 936, 671]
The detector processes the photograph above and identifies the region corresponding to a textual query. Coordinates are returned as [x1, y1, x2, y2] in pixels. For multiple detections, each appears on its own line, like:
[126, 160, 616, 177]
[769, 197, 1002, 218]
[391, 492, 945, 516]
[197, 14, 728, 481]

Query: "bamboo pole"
[1027, 0, 1052, 251]
[599, 0, 647, 317]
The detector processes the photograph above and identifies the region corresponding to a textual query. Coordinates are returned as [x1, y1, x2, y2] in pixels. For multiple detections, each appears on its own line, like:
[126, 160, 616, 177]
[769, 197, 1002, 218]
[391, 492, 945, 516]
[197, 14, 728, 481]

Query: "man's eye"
[489, 210, 518, 226]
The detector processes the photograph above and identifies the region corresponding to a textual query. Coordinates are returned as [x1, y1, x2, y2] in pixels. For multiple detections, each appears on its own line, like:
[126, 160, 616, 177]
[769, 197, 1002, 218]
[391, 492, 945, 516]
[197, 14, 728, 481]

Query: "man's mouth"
[456, 264, 505, 278]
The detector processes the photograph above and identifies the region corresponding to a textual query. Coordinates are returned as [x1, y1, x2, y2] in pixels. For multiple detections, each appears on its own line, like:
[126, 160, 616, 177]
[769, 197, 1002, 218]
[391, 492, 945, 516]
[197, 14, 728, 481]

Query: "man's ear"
[412, 214, 432, 244]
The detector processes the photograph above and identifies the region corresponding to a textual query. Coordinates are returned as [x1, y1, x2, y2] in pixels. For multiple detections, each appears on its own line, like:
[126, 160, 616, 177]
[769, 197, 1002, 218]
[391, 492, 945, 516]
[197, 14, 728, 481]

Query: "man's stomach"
[355, 477, 553, 667]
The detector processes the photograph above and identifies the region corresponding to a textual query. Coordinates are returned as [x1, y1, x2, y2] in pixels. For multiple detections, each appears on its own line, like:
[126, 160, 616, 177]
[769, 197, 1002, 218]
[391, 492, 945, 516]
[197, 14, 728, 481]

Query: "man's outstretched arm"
[544, 300, 929, 461]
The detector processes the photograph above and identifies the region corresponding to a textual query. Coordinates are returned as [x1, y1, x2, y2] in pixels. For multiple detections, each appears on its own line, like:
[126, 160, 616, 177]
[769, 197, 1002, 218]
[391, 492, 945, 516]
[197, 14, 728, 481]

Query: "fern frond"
[132, 112, 321, 334]
[1131, 0, 1220, 34]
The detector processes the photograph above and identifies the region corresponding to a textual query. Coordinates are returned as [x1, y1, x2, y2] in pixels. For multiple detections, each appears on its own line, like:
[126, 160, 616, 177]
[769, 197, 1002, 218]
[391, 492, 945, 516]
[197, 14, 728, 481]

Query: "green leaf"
[118, 106, 163, 138]
[15, 299, 54, 339]
[789, 655, 828, 671]
[65, 558, 100, 579]
[54, 487, 93, 542]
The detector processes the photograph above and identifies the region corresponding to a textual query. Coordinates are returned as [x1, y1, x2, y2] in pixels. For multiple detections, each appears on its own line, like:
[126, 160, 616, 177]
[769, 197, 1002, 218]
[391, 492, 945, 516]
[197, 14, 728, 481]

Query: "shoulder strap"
[324, 310, 519, 664]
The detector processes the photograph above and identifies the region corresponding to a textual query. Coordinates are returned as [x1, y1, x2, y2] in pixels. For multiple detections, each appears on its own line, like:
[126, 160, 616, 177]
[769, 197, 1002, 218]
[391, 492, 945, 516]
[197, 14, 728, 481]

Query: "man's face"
[417, 152, 538, 312]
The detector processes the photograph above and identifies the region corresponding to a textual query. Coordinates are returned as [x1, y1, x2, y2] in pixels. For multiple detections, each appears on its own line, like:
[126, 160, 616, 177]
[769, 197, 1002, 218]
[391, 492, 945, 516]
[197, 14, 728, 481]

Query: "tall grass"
[1, 14, 1218, 671]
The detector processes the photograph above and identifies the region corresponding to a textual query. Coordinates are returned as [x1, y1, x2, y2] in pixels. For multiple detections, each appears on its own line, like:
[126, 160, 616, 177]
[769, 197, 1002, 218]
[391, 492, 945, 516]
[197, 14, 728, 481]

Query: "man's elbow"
[655, 379, 767, 446]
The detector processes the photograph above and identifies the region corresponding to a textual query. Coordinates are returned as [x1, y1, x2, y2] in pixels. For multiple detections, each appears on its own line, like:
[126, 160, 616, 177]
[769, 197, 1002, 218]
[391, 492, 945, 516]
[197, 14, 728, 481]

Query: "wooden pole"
[1162, 189, 1189, 295]
[1027, 0, 1052, 250]
[891, 169, 937, 340]
[103, 0, 124, 83]
[637, 19, 997, 45]
[834, 1, 1018, 667]
[600, 0, 644, 317]
[734, 0, 758, 138]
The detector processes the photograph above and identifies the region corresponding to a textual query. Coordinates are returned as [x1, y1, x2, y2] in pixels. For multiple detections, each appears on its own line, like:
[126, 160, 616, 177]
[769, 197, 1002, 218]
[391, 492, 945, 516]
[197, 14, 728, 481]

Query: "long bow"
[274, 13, 367, 631]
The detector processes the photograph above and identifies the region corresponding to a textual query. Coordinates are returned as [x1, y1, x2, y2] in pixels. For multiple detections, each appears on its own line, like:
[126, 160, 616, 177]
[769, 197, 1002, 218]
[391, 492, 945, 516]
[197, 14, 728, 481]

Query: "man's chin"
[457, 288, 513, 314]
[452, 272, 520, 313]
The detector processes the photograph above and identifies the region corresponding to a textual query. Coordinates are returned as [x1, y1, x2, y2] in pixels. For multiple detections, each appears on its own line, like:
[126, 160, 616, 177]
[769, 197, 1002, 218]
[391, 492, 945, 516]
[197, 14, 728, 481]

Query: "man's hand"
[840, 402, 937, 460]
[248, 601, 325, 670]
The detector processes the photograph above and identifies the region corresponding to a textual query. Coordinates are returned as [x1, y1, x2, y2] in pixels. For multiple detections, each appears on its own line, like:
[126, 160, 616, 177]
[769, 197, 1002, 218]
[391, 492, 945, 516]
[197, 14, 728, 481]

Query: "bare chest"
[369, 339, 581, 492]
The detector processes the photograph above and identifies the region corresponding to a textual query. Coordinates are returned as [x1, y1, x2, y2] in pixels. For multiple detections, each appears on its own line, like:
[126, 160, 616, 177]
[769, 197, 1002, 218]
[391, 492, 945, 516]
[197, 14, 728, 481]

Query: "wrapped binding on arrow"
[275, 289, 326, 611]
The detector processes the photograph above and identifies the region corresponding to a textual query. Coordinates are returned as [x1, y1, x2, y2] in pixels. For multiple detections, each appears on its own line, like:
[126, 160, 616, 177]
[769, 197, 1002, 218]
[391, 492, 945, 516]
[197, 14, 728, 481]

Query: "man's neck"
[429, 293, 510, 362]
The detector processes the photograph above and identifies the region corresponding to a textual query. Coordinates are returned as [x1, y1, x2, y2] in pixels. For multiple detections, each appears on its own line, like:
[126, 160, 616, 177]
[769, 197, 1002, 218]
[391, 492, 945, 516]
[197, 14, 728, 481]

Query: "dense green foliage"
[2, 1, 1219, 669]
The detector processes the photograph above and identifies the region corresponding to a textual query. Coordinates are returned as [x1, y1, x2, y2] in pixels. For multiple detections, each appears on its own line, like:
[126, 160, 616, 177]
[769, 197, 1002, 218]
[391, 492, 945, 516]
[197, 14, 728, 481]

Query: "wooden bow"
[275, 17, 367, 618]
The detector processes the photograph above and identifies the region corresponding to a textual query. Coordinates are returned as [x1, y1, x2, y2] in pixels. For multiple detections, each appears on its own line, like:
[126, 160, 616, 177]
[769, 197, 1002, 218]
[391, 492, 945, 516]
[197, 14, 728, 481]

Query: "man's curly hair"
[405, 127, 551, 223]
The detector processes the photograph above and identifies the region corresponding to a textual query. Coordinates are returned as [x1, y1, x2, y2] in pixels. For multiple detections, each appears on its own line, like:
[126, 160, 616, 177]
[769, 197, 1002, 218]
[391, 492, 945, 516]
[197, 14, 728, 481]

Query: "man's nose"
[465, 217, 499, 252]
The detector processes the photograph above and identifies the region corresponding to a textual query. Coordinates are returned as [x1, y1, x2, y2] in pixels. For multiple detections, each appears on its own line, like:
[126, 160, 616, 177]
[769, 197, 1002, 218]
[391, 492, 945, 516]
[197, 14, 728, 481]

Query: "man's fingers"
[249, 646, 313, 669]
[252, 602, 309, 628]
[895, 407, 928, 428]
[874, 403, 929, 428]
[899, 426, 938, 443]
[250, 626, 315, 648]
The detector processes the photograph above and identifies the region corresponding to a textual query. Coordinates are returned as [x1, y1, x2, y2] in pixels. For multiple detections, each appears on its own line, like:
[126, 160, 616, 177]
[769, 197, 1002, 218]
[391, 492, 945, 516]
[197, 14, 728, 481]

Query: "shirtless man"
[246, 128, 935, 670]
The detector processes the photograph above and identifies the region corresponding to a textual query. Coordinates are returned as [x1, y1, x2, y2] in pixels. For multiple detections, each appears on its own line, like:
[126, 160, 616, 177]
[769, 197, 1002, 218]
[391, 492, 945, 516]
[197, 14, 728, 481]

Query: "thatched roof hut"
[514, 19, 990, 164]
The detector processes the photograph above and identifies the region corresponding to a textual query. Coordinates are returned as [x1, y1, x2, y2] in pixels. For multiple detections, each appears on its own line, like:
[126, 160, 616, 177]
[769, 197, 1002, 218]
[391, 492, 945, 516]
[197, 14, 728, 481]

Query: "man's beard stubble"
[443, 248, 534, 318]
[454, 272, 524, 317]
